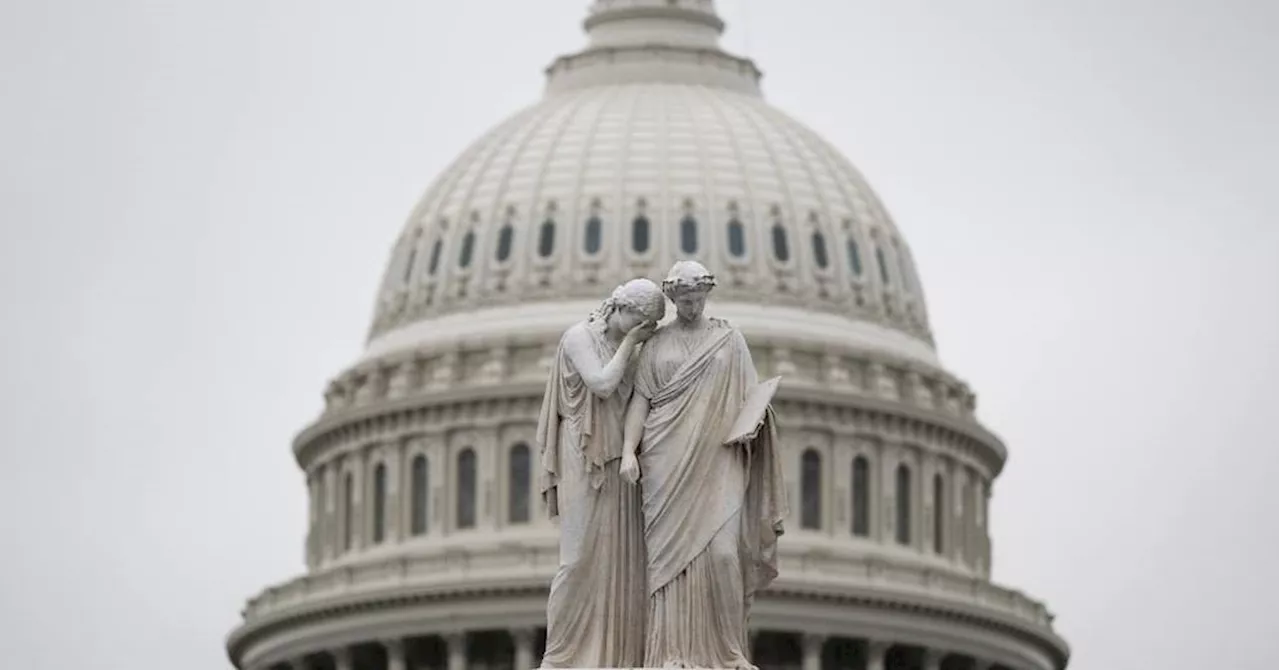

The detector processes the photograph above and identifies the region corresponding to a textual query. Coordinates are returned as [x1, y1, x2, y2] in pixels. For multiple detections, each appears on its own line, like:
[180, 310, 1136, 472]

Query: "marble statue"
[621, 260, 789, 669]
[536, 278, 666, 668]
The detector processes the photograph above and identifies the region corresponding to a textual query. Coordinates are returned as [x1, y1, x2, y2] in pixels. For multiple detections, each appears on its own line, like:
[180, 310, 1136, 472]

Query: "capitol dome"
[228, 2, 1069, 670]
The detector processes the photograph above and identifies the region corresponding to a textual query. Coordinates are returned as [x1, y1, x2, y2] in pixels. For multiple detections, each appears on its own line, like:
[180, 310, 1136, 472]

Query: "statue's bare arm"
[622, 392, 650, 454]
[619, 392, 650, 484]
[563, 325, 643, 399]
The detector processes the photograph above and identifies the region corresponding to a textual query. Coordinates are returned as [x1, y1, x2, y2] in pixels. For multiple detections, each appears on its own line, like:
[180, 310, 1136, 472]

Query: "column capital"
[922, 648, 946, 670]
[801, 632, 827, 651]
[865, 639, 892, 658]
[384, 637, 407, 670]
[446, 630, 468, 670]
[864, 639, 891, 670]
[331, 646, 353, 670]
[513, 627, 537, 670]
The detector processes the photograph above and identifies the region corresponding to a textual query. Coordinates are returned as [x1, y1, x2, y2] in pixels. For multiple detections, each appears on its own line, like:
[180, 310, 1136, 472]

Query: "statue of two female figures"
[538, 261, 789, 669]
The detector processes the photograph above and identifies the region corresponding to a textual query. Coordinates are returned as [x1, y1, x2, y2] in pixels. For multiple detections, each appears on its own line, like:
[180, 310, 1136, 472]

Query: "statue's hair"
[589, 278, 666, 324]
[661, 260, 717, 299]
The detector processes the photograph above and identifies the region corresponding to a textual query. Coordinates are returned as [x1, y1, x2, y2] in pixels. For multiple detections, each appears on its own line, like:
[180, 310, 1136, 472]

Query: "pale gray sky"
[0, 1, 1274, 668]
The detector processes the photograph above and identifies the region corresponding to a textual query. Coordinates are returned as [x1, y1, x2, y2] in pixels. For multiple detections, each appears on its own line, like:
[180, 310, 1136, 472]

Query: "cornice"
[227, 580, 1067, 670]
[292, 382, 1005, 476]
[582, 5, 725, 33]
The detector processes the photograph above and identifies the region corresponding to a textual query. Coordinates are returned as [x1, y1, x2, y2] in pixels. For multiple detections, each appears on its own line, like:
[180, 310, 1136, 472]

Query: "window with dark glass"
[846, 238, 863, 277]
[895, 464, 912, 546]
[680, 215, 698, 254]
[456, 448, 477, 529]
[410, 455, 428, 536]
[727, 219, 746, 258]
[495, 224, 513, 262]
[458, 231, 475, 268]
[752, 632, 802, 670]
[343, 472, 355, 551]
[632, 215, 650, 253]
[876, 246, 891, 284]
[508, 443, 531, 524]
[538, 220, 555, 258]
[583, 216, 602, 255]
[427, 239, 443, 276]
[933, 473, 945, 554]
[372, 463, 387, 543]
[801, 449, 822, 530]
[852, 456, 870, 537]
[811, 232, 829, 269]
[771, 224, 789, 262]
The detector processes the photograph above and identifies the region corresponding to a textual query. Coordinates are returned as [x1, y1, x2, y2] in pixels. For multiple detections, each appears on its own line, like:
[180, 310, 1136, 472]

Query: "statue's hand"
[624, 320, 658, 346]
[619, 452, 641, 485]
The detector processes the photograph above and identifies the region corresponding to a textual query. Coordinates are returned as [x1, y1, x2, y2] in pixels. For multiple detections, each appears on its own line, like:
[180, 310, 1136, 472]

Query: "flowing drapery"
[536, 322, 646, 668]
[634, 321, 788, 668]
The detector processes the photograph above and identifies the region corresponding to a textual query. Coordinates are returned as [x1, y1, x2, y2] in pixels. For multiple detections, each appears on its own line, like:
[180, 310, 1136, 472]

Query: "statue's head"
[662, 261, 716, 323]
[595, 277, 666, 333]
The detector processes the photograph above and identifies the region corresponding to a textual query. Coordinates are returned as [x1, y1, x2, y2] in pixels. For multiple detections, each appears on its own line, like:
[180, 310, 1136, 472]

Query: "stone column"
[512, 627, 536, 670]
[385, 639, 407, 670]
[864, 641, 890, 670]
[923, 649, 944, 670]
[332, 647, 353, 670]
[323, 465, 336, 562]
[478, 426, 499, 530]
[801, 634, 825, 670]
[288, 657, 309, 670]
[446, 632, 467, 670]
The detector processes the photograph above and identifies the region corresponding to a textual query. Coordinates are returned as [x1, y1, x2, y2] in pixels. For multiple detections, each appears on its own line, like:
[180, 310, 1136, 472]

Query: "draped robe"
[634, 319, 788, 669]
[536, 320, 647, 668]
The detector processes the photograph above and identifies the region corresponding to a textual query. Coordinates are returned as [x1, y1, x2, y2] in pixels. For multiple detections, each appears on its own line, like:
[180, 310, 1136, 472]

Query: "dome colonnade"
[227, 2, 1068, 669]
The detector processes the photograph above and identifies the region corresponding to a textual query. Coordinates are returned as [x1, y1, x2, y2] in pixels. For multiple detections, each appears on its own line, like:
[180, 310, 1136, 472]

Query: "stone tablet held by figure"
[725, 375, 782, 446]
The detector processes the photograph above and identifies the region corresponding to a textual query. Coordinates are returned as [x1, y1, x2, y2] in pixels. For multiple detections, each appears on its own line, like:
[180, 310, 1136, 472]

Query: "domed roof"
[368, 0, 933, 360]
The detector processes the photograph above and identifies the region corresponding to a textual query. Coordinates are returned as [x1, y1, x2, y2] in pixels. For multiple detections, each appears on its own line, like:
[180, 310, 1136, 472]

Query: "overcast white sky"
[0, 1, 1274, 668]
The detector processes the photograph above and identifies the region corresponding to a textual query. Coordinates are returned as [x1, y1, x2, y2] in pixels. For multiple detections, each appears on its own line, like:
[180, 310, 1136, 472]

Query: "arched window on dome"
[771, 223, 790, 263]
[811, 231, 829, 269]
[752, 632, 802, 670]
[851, 455, 870, 537]
[538, 219, 556, 258]
[680, 215, 698, 255]
[801, 449, 822, 530]
[583, 215, 603, 255]
[846, 238, 863, 277]
[727, 218, 746, 258]
[427, 239, 443, 277]
[342, 472, 355, 552]
[371, 463, 387, 544]
[495, 224, 514, 263]
[632, 215, 651, 254]
[410, 455, 429, 536]
[456, 448, 477, 530]
[458, 230, 476, 269]
[508, 442, 531, 524]
[933, 473, 946, 555]
[876, 245, 891, 285]
[895, 464, 912, 546]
